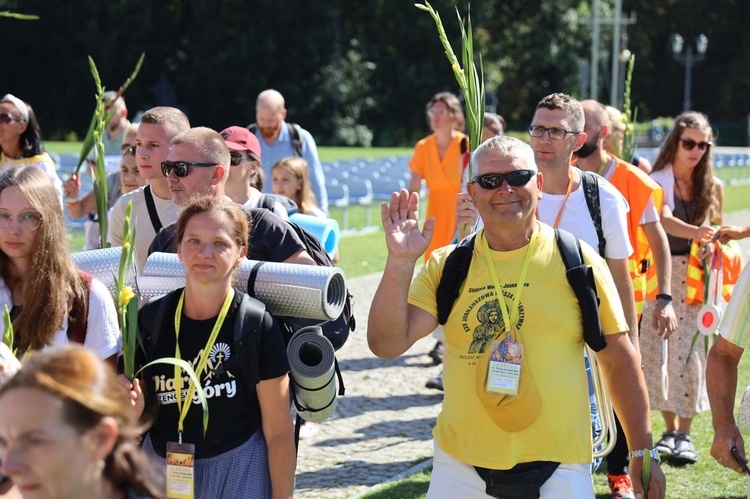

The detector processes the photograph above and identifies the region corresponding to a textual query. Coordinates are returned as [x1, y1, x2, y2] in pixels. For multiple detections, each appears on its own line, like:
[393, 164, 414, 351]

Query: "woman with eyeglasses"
[129, 195, 295, 498]
[641, 111, 722, 465]
[0, 94, 64, 205]
[65, 123, 145, 250]
[0, 166, 121, 364]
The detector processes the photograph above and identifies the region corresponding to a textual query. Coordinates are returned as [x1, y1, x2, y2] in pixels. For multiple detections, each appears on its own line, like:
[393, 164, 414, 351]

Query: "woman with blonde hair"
[642, 111, 722, 464]
[272, 156, 325, 218]
[0, 345, 163, 498]
[0, 166, 120, 362]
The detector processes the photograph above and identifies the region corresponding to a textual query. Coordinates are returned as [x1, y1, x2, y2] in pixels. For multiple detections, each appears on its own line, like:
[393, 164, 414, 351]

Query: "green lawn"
[46, 141, 412, 162]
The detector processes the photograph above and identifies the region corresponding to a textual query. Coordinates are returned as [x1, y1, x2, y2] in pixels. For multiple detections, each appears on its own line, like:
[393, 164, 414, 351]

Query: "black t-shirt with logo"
[142, 289, 289, 458]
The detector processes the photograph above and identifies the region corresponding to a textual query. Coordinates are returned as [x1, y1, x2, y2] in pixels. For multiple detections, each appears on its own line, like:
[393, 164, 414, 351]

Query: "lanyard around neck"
[481, 225, 538, 337]
[553, 170, 575, 229]
[173, 288, 235, 439]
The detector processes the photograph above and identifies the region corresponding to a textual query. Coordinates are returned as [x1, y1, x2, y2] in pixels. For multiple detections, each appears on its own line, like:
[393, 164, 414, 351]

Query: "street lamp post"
[672, 34, 708, 112]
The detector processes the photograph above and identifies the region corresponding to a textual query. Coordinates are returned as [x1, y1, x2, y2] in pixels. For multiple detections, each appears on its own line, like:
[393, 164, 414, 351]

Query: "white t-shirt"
[241, 188, 289, 221]
[107, 185, 181, 271]
[538, 169, 632, 259]
[0, 276, 121, 359]
[0, 152, 64, 206]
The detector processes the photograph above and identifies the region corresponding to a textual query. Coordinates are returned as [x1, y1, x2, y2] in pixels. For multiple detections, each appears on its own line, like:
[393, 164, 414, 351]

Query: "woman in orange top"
[408, 92, 467, 261]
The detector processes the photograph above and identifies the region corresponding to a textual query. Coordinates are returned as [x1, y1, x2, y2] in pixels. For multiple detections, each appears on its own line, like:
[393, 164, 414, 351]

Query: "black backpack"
[579, 170, 605, 258]
[139, 290, 268, 396]
[435, 228, 607, 352]
[139, 291, 345, 450]
[246, 220, 355, 351]
[247, 122, 303, 157]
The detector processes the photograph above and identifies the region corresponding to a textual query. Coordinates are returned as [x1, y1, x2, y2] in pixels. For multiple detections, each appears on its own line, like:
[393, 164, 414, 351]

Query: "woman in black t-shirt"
[129, 196, 295, 498]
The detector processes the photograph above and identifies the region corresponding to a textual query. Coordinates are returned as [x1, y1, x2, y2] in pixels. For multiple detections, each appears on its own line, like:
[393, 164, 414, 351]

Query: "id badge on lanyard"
[481, 227, 537, 397]
[165, 288, 234, 499]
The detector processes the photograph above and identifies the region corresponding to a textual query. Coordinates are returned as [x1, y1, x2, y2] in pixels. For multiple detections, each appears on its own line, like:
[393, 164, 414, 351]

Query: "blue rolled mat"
[290, 212, 340, 257]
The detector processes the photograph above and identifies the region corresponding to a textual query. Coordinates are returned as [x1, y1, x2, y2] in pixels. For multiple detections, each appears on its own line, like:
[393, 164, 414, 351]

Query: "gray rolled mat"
[70, 246, 138, 294]
[287, 327, 338, 423]
[140, 253, 346, 321]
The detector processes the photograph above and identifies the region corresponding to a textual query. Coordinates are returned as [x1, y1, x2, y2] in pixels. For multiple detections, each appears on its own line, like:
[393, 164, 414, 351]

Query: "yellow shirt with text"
[408, 223, 627, 469]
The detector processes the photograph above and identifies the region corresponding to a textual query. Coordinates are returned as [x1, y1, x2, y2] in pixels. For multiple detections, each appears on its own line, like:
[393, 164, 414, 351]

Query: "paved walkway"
[294, 210, 750, 498]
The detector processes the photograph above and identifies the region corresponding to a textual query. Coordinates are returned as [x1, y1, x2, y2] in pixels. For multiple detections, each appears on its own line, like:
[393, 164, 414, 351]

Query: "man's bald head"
[581, 100, 609, 131]
[256, 89, 285, 112]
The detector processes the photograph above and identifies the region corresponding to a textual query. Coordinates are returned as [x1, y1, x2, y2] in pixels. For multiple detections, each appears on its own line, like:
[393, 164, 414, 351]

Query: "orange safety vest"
[685, 235, 743, 305]
[606, 154, 664, 317]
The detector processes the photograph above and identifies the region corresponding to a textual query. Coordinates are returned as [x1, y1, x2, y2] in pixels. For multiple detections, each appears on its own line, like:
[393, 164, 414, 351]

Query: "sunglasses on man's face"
[0, 113, 17, 125]
[472, 170, 537, 189]
[161, 161, 218, 178]
[679, 138, 712, 152]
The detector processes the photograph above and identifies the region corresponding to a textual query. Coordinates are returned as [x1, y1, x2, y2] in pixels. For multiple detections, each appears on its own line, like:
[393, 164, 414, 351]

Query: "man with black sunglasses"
[149, 127, 315, 266]
[368, 135, 665, 498]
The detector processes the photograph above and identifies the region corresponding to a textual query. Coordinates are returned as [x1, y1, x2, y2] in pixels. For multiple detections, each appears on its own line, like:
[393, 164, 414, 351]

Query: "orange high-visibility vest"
[606, 154, 664, 317]
[685, 236, 743, 305]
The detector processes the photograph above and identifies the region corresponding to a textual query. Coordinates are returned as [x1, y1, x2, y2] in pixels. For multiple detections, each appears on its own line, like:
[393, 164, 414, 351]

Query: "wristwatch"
[628, 448, 661, 463]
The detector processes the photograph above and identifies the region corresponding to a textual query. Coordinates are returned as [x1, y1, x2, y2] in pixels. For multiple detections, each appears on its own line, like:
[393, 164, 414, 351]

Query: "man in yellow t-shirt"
[368, 136, 665, 498]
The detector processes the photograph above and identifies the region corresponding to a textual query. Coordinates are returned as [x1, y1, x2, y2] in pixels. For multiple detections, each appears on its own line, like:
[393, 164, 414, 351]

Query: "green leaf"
[2, 305, 13, 352]
[0, 11, 39, 20]
[137, 358, 210, 437]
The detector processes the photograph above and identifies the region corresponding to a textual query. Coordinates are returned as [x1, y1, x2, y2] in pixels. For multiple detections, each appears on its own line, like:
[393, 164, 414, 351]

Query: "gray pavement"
[294, 210, 750, 498]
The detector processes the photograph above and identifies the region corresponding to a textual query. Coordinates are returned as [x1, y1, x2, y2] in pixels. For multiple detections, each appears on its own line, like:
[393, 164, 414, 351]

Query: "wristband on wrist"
[628, 448, 661, 462]
[655, 293, 672, 302]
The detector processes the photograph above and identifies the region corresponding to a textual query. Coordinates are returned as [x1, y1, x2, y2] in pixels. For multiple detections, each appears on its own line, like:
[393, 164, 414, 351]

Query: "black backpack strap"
[143, 185, 163, 233]
[232, 294, 266, 393]
[436, 234, 476, 325]
[288, 123, 303, 157]
[555, 228, 606, 352]
[258, 194, 276, 211]
[579, 171, 605, 258]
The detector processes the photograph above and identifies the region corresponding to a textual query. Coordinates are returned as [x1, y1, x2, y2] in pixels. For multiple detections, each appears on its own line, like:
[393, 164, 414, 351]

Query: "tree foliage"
[1, 0, 748, 146]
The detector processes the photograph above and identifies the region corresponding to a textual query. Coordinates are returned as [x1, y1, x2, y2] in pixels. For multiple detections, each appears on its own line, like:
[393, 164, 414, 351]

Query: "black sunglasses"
[229, 151, 248, 166]
[161, 161, 218, 178]
[0, 113, 17, 125]
[679, 138, 711, 152]
[472, 170, 537, 189]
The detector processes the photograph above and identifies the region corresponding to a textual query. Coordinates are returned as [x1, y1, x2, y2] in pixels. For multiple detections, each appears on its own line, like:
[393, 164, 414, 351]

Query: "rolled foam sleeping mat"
[287, 326, 338, 423]
[289, 212, 340, 257]
[139, 253, 346, 321]
[70, 246, 138, 293]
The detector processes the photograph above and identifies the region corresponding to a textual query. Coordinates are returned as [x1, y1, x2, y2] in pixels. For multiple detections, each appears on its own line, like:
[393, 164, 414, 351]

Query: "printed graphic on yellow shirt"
[462, 285, 526, 354]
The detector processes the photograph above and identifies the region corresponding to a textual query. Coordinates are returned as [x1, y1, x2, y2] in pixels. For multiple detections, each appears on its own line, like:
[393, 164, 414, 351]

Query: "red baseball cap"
[220, 126, 262, 159]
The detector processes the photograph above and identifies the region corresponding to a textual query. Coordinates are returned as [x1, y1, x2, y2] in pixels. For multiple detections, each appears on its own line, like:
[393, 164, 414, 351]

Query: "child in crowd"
[272, 157, 326, 218]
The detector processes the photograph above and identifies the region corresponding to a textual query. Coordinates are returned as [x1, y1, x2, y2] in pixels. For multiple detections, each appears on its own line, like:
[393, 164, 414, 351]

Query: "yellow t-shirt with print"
[408, 223, 627, 469]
